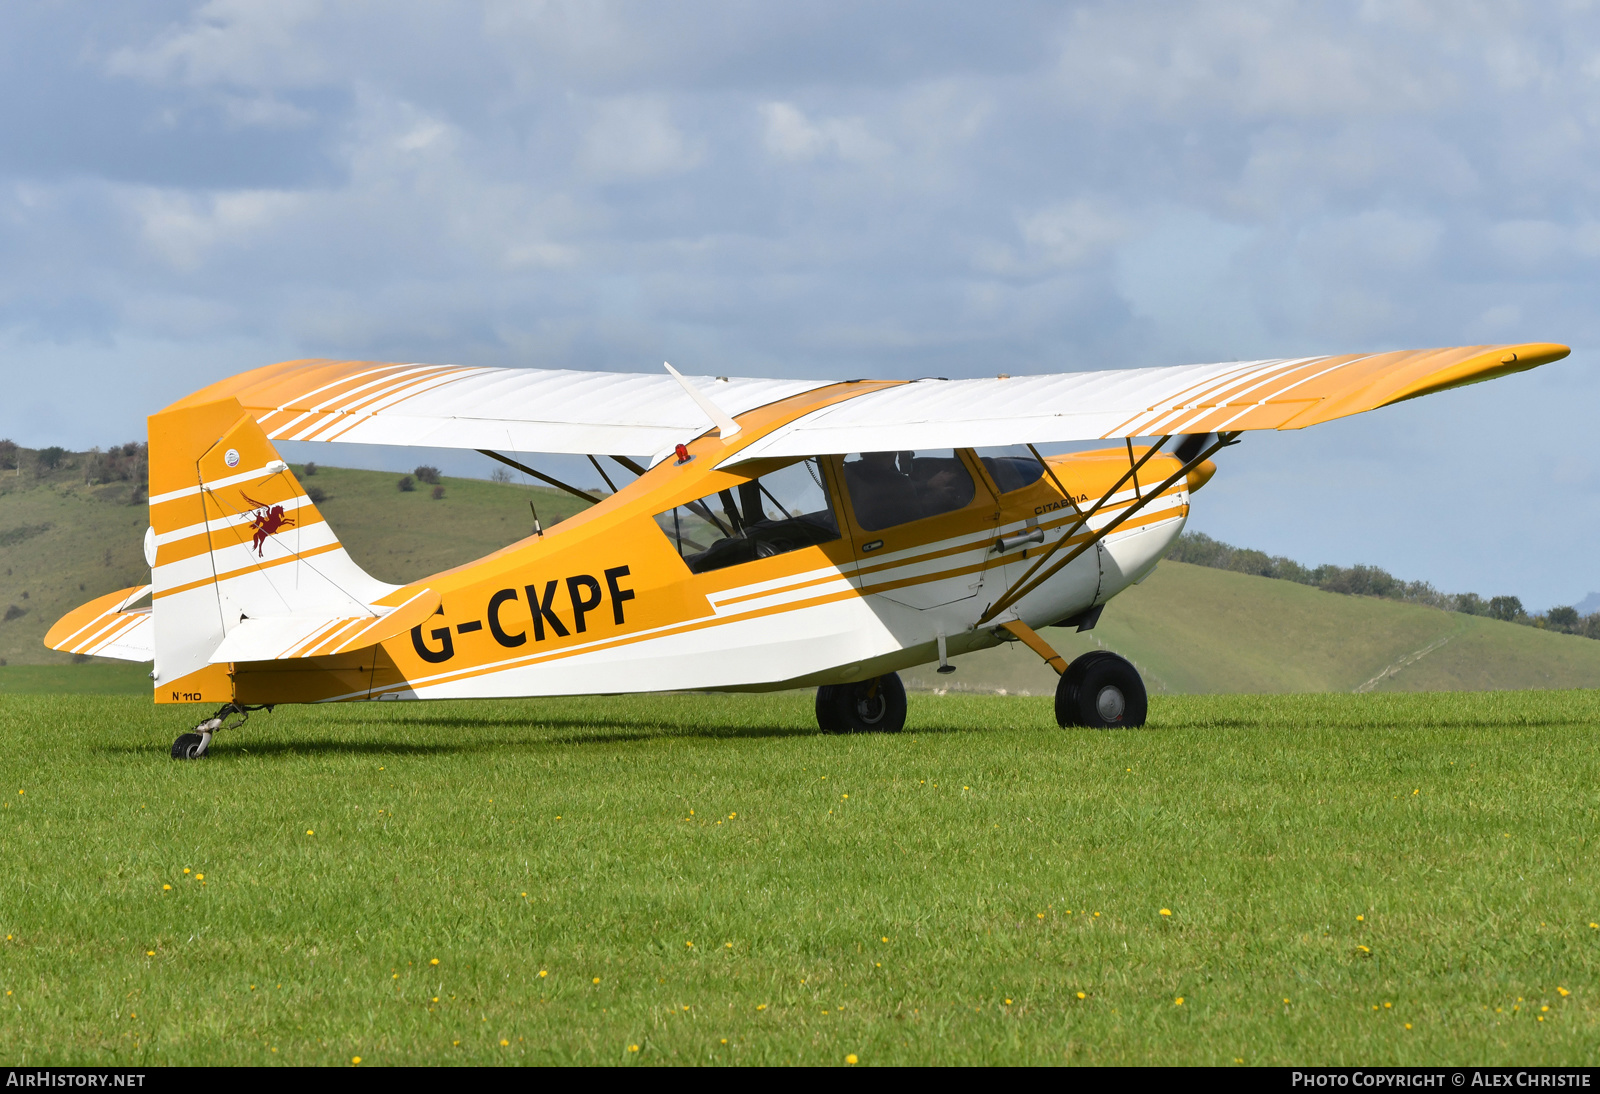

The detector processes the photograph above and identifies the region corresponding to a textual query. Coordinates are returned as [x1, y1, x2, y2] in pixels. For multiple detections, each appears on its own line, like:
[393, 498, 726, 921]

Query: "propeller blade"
[1173, 433, 1213, 464]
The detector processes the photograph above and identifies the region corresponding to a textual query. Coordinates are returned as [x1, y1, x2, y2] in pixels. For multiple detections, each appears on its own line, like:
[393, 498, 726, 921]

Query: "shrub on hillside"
[397, 475, 415, 492]
[0, 439, 16, 470]
[37, 446, 66, 470]
[306, 485, 328, 504]
[431, 484, 445, 501]
[414, 465, 441, 485]
[303, 462, 318, 476]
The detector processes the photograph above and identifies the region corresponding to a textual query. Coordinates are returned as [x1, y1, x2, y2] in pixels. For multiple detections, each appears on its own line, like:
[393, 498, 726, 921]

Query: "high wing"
[723, 343, 1571, 465]
[166, 343, 1569, 465]
[167, 358, 834, 463]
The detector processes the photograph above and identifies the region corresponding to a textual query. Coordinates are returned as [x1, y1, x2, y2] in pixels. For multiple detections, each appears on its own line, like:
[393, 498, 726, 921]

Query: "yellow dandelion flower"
[352, 1056, 361, 1065]
[306, 830, 314, 836]
[846, 1054, 858, 1065]
[430, 958, 440, 965]
[1037, 912, 1045, 919]
[195, 873, 204, 881]
[500, 1039, 509, 1047]
[162, 884, 171, 891]
[686, 941, 693, 947]
[1405, 1023, 1412, 1030]
[1159, 909, 1172, 916]
[146, 951, 155, 956]
[1356, 915, 1363, 921]
[1558, 986, 1570, 996]
[593, 977, 601, 985]
[1538, 1016, 1545, 1022]
[725, 942, 732, 948]
[881, 936, 889, 942]
[756, 1003, 767, 1011]
[1076, 992, 1086, 999]
[629, 1044, 640, 1052]
[392, 973, 399, 980]
[1542, 1005, 1549, 1012]
[1384, 1002, 1391, 1008]
[1004, 998, 1012, 1005]
[183, 868, 190, 874]
[539, 970, 548, 978]
[721, 1038, 727, 1044]
[1174, 997, 1184, 1006]
[729, 812, 737, 818]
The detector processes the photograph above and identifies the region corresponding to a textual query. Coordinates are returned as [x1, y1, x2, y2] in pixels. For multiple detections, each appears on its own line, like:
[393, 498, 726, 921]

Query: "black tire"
[170, 732, 210, 760]
[1054, 650, 1115, 727]
[815, 686, 847, 734]
[816, 673, 907, 734]
[1055, 652, 1146, 729]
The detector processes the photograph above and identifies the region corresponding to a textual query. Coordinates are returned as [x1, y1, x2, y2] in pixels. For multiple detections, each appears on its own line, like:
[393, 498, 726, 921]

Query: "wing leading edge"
[164, 358, 835, 463]
[721, 343, 1570, 465]
[163, 343, 1568, 465]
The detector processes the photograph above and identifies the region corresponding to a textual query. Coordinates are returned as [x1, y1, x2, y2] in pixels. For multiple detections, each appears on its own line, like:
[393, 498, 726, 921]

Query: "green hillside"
[4, 459, 1598, 694]
[0, 461, 588, 668]
[904, 563, 1600, 695]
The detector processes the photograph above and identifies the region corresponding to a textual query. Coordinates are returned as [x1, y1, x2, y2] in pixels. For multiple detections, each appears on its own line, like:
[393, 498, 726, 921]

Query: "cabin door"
[830, 449, 1000, 610]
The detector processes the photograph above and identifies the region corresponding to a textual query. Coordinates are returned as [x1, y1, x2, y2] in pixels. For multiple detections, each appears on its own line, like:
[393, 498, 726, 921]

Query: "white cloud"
[131, 188, 304, 271]
[760, 102, 891, 162]
[578, 97, 701, 177]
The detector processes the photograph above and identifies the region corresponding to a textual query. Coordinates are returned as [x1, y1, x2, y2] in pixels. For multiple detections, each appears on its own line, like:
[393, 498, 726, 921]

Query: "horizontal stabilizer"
[207, 587, 441, 663]
[43, 585, 154, 663]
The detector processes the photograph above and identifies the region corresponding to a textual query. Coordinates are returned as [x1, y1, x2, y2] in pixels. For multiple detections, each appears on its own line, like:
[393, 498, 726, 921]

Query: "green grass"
[0, 664, 150, 695]
[1, 690, 1598, 1065]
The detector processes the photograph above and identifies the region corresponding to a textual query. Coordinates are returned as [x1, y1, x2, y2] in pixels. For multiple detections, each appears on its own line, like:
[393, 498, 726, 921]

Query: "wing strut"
[478, 450, 601, 504]
[976, 432, 1240, 626]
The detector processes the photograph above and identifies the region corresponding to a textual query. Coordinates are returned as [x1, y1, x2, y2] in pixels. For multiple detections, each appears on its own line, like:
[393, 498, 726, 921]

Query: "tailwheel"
[816, 672, 907, 734]
[170, 732, 211, 760]
[1055, 651, 1147, 729]
[170, 702, 265, 760]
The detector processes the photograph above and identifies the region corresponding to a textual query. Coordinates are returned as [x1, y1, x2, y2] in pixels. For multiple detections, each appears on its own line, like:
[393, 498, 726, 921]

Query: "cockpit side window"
[654, 457, 840, 574]
[841, 450, 976, 532]
[975, 445, 1046, 494]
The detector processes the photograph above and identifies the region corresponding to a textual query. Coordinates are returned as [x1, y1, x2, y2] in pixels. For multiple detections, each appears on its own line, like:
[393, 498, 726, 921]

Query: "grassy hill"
[903, 563, 1600, 696]
[4, 459, 1598, 694]
[0, 461, 587, 668]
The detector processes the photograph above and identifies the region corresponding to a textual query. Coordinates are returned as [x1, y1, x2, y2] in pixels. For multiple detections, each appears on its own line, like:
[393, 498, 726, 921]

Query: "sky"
[2, 1, 1598, 608]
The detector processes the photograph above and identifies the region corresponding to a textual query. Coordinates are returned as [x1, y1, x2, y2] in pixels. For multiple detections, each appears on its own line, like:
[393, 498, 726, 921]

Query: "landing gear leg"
[170, 703, 263, 760]
[816, 673, 907, 734]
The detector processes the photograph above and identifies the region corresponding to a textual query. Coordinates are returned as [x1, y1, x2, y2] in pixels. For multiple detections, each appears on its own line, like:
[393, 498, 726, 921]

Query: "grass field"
[1, 689, 1597, 1066]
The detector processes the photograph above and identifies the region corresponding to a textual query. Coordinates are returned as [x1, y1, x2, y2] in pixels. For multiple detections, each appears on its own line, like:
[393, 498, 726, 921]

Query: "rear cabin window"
[841, 450, 976, 531]
[976, 446, 1046, 494]
[655, 457, 840, 574]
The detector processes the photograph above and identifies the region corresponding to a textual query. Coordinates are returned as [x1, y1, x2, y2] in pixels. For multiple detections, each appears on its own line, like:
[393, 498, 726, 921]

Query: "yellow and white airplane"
[45, 342, 1569, 757]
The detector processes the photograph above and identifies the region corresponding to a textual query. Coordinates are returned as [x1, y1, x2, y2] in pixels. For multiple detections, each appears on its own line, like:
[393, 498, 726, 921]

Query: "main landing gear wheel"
[170, 702, 264, 760]
[1055, 651, 1147, 729]
[816, 673, 907, 734]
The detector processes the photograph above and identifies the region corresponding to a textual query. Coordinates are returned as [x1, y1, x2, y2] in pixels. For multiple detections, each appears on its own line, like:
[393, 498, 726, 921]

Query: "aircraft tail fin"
[145, 397, 407, 695]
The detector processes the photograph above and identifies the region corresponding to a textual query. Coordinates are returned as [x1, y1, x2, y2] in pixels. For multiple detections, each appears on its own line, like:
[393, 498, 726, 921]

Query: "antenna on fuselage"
[663, 361, 741, 439]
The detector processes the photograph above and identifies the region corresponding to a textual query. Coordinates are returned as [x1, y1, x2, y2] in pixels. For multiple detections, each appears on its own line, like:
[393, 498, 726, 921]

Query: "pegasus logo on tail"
[242, 493, 297, 556]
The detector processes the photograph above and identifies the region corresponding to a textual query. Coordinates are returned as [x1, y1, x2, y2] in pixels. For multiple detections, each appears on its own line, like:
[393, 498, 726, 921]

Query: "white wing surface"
[165, 344, 1569, 464]
[170, 360, 832, 462]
